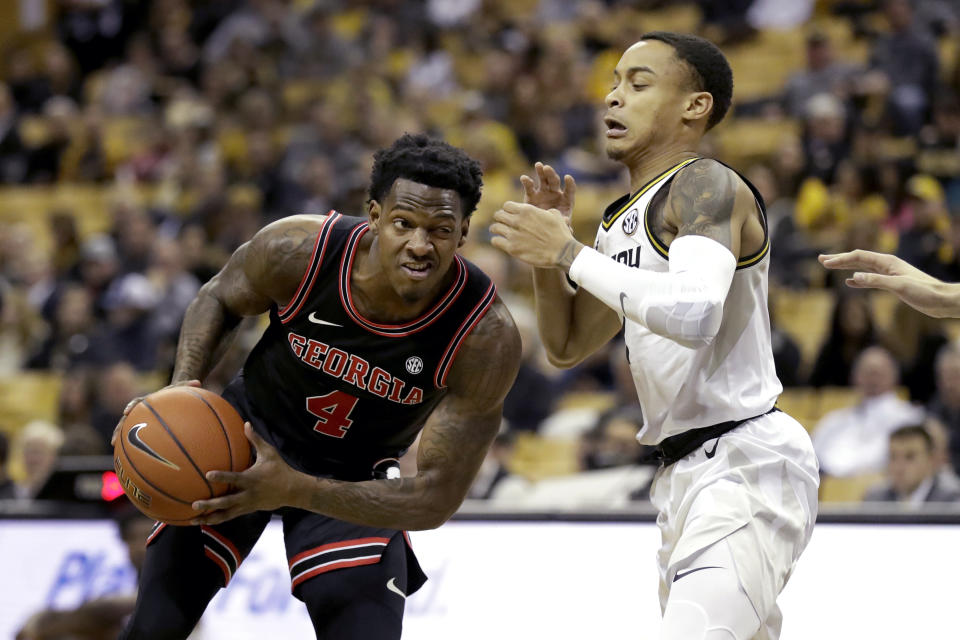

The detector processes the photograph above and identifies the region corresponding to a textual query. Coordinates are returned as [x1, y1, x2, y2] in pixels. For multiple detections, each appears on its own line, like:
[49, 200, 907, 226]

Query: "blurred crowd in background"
[0, 0, 960, 512]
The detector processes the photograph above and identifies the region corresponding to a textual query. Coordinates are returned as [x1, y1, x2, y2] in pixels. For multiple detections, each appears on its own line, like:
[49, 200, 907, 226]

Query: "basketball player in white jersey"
[491, 32, 819, 640]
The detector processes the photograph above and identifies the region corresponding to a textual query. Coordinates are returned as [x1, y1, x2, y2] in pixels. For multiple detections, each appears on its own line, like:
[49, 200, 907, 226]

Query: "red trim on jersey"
[436, 282, 497, 387]
[402, 530, 413, 549]
[288, 536, 391, 568]
[290, 556, 381, 590]
[201, 525, 242, 567]
[338, 224, 467, 337]
[204, 547, 233, 585]
[279, 212, 340, 324]
[145, 522, 166, 546]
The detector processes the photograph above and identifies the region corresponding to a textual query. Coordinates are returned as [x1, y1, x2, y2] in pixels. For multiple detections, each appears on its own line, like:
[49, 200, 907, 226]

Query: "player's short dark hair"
[369, 133, 483, 218]
[640, 31, 733, 130]
[890, 425, 934, 452]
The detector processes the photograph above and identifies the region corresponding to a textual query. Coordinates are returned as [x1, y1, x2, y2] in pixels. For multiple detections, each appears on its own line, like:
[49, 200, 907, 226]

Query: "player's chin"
[604, 138, 629, 161]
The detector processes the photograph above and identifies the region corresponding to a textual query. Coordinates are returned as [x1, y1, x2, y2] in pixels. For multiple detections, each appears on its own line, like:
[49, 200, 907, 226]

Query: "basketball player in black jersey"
[116, 134, 521, 639]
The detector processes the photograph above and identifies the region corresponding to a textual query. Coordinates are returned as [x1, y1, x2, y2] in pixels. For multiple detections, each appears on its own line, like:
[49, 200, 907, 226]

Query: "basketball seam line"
[185, 390, 235, 471]
[142, 398, 215, 499]
[118, 429, 195, 506]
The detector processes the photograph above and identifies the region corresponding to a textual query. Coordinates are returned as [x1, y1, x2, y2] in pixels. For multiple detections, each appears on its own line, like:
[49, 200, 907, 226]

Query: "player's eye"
[393, 218, 411, 229]
[633, 84, 647, 91]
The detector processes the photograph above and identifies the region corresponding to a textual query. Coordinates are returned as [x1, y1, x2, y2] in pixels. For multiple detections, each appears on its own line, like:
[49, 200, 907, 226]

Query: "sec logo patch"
[622, 209, 639, 235]
[405, 356, 424, 374]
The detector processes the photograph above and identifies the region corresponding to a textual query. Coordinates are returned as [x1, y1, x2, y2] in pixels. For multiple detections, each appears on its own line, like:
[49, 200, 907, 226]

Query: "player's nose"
[406, 229, 433, 256]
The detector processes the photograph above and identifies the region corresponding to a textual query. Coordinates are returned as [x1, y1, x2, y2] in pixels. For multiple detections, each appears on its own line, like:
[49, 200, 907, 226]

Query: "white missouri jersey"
[595, 158, 781, 445]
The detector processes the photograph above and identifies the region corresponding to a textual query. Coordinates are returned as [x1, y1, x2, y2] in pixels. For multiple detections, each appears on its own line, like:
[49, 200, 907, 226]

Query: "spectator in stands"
[467, 432, 517, 501]
[783, 31, 860, 119]
[0, 277, 44, 374]
[14, 508, 156, 640]
[0, 431, 13, 499]
[768, 292, 804, 387]
[801, 93, 851, 183]
[580, 406, 648, 472]
[895, 174, 951, 280]
[928, 343, 960, 471]
[146, 237, 200, 345]
[748, 164, 813, 288]
[0, 82, 29, 183]
[885, 303, 948, 404]
[13, 420, 64, 500]
[89, 362, 140, 445]
[502, 302, 558, 433]
[813, 346, 926, 477]
[809, 291, 879, 387]
[916, 93, 960, 213]
[26, 284, 96, 371]
[87, 273, 161, 371]
[863, 424, 960, 503]
[75, 233, 120, 318]
[865, 0, 941, 135]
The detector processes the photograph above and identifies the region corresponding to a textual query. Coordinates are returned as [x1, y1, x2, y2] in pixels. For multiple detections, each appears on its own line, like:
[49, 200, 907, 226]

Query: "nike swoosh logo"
[386, 577, 406, 599]
[673, 566, 722, 582]
[307, 312, 343, 327]
[127, 423, 180, 470]
[704, 438, 720, 459]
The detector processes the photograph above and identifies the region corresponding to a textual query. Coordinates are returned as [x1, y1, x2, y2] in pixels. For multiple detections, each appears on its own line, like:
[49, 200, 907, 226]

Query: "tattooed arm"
[561, 160, 759, 348]
[115, 215, 327, 440]
[195, 298, 522, 530]
[171, 215, 325, 382]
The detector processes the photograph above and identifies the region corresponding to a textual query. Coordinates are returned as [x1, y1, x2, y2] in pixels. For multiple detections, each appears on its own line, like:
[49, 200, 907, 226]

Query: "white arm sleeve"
[568, 235, 736, 348]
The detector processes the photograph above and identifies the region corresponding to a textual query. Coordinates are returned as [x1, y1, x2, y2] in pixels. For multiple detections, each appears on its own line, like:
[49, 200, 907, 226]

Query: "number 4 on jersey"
[306, 391, 359, 438]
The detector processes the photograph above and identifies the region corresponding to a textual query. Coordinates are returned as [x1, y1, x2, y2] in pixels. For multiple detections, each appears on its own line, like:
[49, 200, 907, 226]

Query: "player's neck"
[626, 146, 700, 194]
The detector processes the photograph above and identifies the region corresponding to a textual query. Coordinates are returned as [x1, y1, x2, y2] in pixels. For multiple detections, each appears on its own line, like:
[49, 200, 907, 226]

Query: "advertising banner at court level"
[0, 520, 956, 638]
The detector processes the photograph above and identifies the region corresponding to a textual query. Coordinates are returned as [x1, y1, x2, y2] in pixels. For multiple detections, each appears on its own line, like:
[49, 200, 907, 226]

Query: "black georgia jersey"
[242, 214, 497, 479]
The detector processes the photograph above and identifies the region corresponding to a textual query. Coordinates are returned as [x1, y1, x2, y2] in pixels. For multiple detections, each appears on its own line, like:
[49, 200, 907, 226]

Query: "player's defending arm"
[194, 299, 522, 530]
[819, 249, 960, 318]
[493, 160, 748, 349]
[522, 163, 622, 368]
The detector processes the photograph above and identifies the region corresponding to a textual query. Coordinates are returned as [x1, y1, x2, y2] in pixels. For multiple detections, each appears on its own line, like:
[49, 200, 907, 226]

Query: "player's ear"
[683, 91, 713, 127]
[367, 200, 382, 233]
[457, 216, 471, 248]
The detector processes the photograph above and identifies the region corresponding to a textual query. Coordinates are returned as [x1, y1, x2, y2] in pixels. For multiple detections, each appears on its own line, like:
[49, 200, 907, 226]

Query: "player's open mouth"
[401, 263, 433, 280]
[604, 116, 627, 138]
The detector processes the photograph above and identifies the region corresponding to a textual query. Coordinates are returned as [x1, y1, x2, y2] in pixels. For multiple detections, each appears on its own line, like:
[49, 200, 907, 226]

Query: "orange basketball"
[113, 386, 252, 524]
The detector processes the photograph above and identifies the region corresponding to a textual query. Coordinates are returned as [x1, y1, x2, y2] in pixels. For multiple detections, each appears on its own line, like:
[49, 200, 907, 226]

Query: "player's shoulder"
[445, 295, 521, 393]
[242, 214, 335, 302]
[674, 158, 756, 200]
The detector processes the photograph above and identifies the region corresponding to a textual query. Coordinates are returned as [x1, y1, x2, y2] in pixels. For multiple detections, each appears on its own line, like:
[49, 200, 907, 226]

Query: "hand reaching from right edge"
[819, 250, 960, 319]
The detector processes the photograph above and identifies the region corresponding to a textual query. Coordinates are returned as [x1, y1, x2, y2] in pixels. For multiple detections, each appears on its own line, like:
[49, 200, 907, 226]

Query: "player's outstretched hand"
[819, 249, 960, 318]
[191, 422, 298, 525]
[491, 201, 584, 270]
[111, 379, 202, 447]
[520, 162, 577, 222]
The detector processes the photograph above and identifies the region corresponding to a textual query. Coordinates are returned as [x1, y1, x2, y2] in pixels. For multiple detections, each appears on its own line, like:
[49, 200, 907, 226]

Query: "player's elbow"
[643, 296, 724, 349]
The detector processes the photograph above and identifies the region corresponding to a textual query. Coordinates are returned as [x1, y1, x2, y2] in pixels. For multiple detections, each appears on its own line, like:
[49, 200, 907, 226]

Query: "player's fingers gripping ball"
[113, 386, 252, 524]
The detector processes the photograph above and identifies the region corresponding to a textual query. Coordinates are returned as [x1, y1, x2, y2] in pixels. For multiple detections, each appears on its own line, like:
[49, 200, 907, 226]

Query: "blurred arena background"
[0, 0, 958, 638]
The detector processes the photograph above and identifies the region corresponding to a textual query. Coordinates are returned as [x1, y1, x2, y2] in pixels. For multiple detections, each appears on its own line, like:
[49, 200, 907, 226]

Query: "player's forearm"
[171, 290, 242, 383]
[568, 236, 735, 348]
[533, 265, 619, 367]
[291, 473, 460, 530]
[532, 266, 580, 365]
